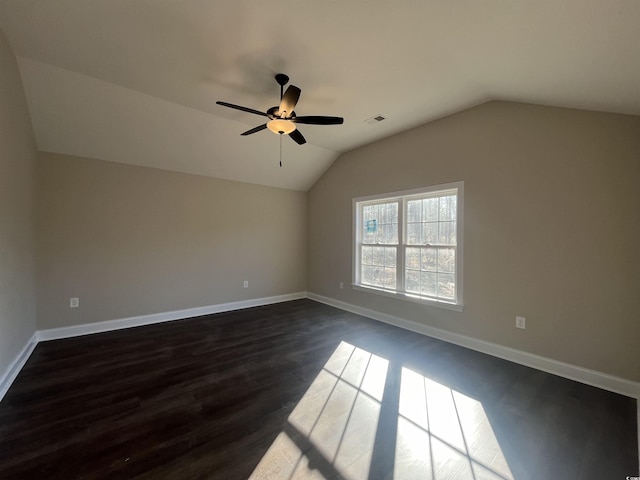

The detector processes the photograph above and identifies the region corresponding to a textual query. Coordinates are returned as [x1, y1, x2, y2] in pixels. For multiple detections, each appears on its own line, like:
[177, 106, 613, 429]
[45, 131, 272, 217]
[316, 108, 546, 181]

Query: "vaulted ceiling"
[1, 1, 639, 191]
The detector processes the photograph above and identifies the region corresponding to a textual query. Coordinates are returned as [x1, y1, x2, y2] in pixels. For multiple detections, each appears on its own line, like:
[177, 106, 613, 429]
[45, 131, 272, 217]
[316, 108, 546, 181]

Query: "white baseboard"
[307, 292, 640, 399]
[3, 292, 639, 403]
[0, 332, 38, 402]
[0, 292, 306, 402]
[37, 292, 307, 341]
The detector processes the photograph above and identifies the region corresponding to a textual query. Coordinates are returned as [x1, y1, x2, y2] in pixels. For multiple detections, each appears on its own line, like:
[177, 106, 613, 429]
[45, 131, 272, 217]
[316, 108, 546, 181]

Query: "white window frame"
[352, 181, 464, 311]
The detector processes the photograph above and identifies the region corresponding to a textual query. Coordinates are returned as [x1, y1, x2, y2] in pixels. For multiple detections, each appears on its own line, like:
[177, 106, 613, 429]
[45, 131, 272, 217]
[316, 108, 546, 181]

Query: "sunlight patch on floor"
[249, 342, 513, 480]
[289, 341, 389, 480]
[248, 431, 326, 480]
[395, 367, 514, 480]
[250, 341, 389, 480]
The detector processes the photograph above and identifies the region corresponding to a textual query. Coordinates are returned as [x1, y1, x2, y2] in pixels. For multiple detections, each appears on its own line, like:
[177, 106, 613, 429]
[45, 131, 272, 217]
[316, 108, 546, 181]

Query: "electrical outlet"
[516, 316, 526, 329]
[243, 280, 248, 288]
[70, 297, 79, 308]
[339, 282, 344, 289]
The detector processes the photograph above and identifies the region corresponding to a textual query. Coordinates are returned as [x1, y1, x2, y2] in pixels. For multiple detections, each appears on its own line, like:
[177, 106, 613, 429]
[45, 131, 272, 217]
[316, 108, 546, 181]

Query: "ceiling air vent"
[364, 114, 386, 125]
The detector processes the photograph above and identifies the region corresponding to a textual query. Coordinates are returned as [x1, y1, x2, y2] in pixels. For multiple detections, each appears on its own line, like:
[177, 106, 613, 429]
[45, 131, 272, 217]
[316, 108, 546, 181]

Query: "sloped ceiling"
[1, 0, 639, 191]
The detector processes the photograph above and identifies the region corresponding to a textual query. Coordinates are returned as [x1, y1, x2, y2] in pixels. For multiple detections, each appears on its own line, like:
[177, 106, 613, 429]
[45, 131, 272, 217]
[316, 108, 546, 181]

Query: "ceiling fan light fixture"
[267, 118, 296, 135]
[217, 74, 342, 146]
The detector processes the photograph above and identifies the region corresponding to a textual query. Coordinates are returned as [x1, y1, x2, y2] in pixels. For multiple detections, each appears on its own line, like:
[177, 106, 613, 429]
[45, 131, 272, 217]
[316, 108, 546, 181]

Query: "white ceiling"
[1, 0, 639, 191]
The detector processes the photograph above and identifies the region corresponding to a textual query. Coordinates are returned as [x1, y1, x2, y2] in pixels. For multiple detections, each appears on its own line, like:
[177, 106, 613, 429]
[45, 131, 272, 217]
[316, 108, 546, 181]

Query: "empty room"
[0, 1, 638, 479]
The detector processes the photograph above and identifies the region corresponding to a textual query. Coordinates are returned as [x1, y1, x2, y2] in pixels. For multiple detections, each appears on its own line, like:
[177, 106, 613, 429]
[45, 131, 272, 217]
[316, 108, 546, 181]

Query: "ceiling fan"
[216, 73, 344, 145]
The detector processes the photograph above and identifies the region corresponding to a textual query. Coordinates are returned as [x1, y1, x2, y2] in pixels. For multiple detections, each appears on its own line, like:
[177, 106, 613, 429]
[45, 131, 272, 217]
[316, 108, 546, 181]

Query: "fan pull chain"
[279, 133, 283, 167]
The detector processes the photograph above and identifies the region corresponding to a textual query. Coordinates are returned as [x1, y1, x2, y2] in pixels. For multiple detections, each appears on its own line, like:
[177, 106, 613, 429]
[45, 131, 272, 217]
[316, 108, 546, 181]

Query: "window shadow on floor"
[249, 340, 515, 480]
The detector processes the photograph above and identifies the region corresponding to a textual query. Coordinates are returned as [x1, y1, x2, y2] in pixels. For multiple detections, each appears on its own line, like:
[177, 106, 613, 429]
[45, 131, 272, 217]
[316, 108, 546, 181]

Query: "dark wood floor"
[0, 299, 637, 479]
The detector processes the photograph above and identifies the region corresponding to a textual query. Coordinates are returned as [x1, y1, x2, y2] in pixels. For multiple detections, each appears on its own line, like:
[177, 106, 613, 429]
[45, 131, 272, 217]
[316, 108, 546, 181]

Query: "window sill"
[352, 284, 464, 312]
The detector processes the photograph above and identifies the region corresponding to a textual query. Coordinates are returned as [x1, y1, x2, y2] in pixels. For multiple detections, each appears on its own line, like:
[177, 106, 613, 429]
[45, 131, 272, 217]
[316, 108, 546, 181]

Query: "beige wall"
[37, 153, 307, 329]
[308, 101, 640, 381]
[0, 29, 38, 375]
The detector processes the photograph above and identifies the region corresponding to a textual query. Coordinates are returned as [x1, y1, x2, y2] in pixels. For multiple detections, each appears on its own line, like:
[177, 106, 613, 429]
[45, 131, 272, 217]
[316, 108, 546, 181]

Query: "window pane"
[378, 204, 387, 224]
[407, 200, 422, 223]
[362, 246, 373, 266]
[373, 267, 385, 287]
[387, 203, 398, 223]
[423, 197, 439, 221]
[406, 247, 420, 270]
[438, 273, 455, 299]
[439, 221, 456, 244]
[438, 248, 455, 273]
[423, 222, 438, 244]
[407, 223, 421, 245]
[405, 270, 420, 293]
[384, 268, 396, 289]
[362, 265, 374, 285]
[362, 205, 371, 221]
[377, 223, 387, 244]
[362, 228, 375, 244]
[383, 224, 396, 245]
[388, 223, 399, 244]
[440, 195, 457, 221]
[421, 272, 437, 296]
[362, 243, 396, 289]
[362, 202, 398, 245]
[421, 248, 437, 272]
[373, 246, 385, 266]
[385, 247, 397, 268]
[362, 213, 377, 242]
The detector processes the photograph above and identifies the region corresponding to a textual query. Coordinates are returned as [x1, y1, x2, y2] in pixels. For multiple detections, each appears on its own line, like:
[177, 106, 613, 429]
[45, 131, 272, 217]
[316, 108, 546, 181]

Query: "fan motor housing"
[267, 106, 295, 120]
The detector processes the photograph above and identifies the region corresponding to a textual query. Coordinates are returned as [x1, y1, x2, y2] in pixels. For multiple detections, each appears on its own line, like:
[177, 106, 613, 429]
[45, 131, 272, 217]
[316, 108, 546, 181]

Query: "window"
[353, 182, 463, 310]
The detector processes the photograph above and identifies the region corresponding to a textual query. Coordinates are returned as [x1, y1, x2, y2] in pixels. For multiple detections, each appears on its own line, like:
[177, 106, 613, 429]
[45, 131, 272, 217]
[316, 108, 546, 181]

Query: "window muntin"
[354, 183, 463, 308]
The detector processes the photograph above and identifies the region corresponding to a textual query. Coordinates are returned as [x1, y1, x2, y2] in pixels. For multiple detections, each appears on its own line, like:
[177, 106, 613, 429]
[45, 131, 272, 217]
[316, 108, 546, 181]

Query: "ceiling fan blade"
[216, 101, 267, 117]
[292, 116, 344, 125]
[241, 124, 267, 136]
[289, 129, 306, 145]
[279, 86, 301, 118]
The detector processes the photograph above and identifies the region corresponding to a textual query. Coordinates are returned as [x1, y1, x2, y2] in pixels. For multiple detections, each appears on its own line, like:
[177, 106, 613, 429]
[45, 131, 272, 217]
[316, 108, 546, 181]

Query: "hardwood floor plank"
[0, 299, 637, 479]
